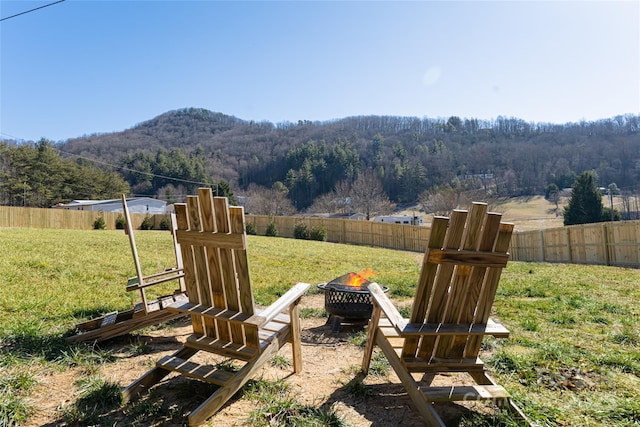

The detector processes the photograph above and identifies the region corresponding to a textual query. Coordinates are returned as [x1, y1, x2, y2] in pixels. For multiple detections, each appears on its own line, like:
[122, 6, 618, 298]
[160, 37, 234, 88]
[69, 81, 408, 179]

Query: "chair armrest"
[368, 282, 407, 332]
[246, 282, 311, 328]
[126, 268, 185, 291]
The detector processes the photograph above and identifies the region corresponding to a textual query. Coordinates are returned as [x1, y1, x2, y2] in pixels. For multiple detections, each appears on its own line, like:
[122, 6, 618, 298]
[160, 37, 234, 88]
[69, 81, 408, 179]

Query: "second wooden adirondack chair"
[67, 195, 187, 343]
[121, 194, 186, 315]
[362, 202, 532, 426]
[122, 188, 310, 426]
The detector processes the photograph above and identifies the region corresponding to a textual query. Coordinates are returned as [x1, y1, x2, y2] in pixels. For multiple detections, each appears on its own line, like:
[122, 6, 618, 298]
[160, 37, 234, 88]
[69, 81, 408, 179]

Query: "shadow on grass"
[323, 372, 527, 427]
[115, 371, 300, 426]
[40, 376, 238, 427]
[301, 322, 367, 346]
[0, 327, 73, 363]
[1, 322, 182, 368]
[38, 382, 195, 427]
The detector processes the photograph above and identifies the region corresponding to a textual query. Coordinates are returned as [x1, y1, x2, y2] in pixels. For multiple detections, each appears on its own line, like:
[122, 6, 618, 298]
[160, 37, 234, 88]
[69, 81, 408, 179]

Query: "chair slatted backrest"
[403, 202, 514, 361]
[174, 188, 259, 349]
[122, 194, 150, 311]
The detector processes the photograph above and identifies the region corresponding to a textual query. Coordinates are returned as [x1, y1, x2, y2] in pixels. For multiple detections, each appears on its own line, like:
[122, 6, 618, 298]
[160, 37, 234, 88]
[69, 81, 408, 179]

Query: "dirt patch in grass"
[23, 294, 510, 427]
[533, 367, 603, 391]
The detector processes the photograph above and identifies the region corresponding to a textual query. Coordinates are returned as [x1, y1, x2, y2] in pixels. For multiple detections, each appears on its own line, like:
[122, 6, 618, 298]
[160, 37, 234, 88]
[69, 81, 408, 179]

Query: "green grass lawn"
[1, 228, 639, 426]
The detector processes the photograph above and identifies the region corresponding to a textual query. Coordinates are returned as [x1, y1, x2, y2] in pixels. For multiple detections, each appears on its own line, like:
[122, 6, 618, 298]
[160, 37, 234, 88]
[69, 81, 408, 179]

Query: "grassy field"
[402, 194, 631, 231]
[399, 196, 566, 231]
[1, 227, 639, 426]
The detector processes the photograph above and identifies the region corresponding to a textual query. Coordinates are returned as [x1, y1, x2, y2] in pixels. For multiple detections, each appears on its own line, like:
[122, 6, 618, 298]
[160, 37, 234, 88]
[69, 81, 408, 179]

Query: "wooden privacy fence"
[3, 205, 640, 268]
[510, 221, 640, 267]
[0, 205, 169, 231]
[245, 215, 430, 253]
[245, 215, 640, 267]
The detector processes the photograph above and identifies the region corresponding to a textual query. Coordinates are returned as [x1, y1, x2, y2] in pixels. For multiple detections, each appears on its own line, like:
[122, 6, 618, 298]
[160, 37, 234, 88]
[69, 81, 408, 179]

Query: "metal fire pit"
[317, 272, 388, 332]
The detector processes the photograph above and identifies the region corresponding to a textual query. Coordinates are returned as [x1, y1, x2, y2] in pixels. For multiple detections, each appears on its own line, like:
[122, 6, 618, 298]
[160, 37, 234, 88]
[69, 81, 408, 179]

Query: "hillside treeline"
[0, 140, 129, 207]
[117, 148, 235, 204]
[0, 139, 236, 208]
[4, 108, 639, 210]
[59, 108, 640, 209]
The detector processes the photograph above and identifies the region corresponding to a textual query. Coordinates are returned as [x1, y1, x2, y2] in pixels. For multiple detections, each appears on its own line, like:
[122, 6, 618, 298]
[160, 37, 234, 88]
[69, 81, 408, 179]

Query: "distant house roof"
[53, 197, 167, 214]
[63, 199, 118, 207]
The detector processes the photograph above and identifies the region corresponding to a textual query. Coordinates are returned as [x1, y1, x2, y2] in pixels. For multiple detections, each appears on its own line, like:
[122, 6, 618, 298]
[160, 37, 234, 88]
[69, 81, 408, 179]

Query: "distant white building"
[53, 197, 167, 214]
[373, 215, 423, 226]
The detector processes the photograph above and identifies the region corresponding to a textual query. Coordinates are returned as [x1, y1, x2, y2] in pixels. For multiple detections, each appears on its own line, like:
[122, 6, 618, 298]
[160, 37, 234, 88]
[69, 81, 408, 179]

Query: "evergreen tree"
[0, 139, 129, 206]
[212, 179, 237, 205]
[563, 171, 604, 225]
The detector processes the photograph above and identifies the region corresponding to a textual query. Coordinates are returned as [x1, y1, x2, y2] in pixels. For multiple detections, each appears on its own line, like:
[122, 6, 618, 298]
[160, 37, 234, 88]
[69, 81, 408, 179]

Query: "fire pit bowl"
[317, 272, 389, 331]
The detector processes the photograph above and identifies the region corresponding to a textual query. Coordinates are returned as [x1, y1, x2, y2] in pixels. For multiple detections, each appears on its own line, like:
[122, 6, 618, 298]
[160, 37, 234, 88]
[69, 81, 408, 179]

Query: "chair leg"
[330, 315, 343, 332]
[122, 346, 197, 402]
[469, 370, 494, 385]
[420, 372, 437, 385]
[361, 305, 382, 374]
[470, 371, 536, 426]
[289, 303, 303, 373]
[376, 335, 446, 427]
[187, 338, 282, 426]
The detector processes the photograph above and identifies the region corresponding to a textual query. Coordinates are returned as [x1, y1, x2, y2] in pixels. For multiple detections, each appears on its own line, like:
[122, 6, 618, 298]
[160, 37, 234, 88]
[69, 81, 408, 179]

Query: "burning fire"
[346, 268, 376, 288]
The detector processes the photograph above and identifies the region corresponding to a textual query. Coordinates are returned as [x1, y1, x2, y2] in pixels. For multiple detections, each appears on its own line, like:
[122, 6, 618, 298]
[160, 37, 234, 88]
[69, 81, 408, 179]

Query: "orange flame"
[346, 268, 376, 287]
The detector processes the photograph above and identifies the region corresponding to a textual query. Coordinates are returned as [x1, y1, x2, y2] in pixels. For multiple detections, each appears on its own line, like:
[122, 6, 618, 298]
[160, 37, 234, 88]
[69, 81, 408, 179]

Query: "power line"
[55, 147, 215, 187]
[0, 0, 65, 22]
[0, 132, 25, 141]
[1, 132, 217, 188]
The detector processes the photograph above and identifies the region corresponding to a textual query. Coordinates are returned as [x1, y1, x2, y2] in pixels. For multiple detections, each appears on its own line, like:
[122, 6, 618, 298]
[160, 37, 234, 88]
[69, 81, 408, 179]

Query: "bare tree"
[418, 186, 461, 216]
[307, 180, 354, 214]
[419, 181, 501, 216]
[350, 169, 395, 220]
[545, 183, 561, 215]
[419, 176, 480, 215]
[306, 192, 340, 214]
[244, 182, 296, 216]
[333, 180, 352, 213]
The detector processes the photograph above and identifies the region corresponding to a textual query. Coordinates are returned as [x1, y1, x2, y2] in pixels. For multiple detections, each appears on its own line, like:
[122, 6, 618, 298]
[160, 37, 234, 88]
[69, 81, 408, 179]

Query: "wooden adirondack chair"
[122, 188, 311, 426]
[121, 194, 186, 315]
[67, 195, 187, 343]
[361, 202, 531, 426]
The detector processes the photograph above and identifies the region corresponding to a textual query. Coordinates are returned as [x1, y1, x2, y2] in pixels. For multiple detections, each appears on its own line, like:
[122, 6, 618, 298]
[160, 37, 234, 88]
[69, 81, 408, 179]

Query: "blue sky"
[1, 0, 638, 142]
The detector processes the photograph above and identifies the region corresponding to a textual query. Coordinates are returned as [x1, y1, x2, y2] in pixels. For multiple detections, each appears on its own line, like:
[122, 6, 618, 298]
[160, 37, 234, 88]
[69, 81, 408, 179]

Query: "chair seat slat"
[420, 385, 509, 401]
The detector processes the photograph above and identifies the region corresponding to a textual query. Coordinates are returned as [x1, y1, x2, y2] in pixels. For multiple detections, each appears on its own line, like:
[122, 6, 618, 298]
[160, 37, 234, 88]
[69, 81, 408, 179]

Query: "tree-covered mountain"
[38, 108, 640, 209]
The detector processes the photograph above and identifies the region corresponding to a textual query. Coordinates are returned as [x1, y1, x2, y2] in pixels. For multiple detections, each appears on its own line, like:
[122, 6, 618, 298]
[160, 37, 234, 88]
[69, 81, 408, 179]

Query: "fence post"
[342, 219, 346, 244]
[603, 223, 611, 266]
[566, 227, 573, 264]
